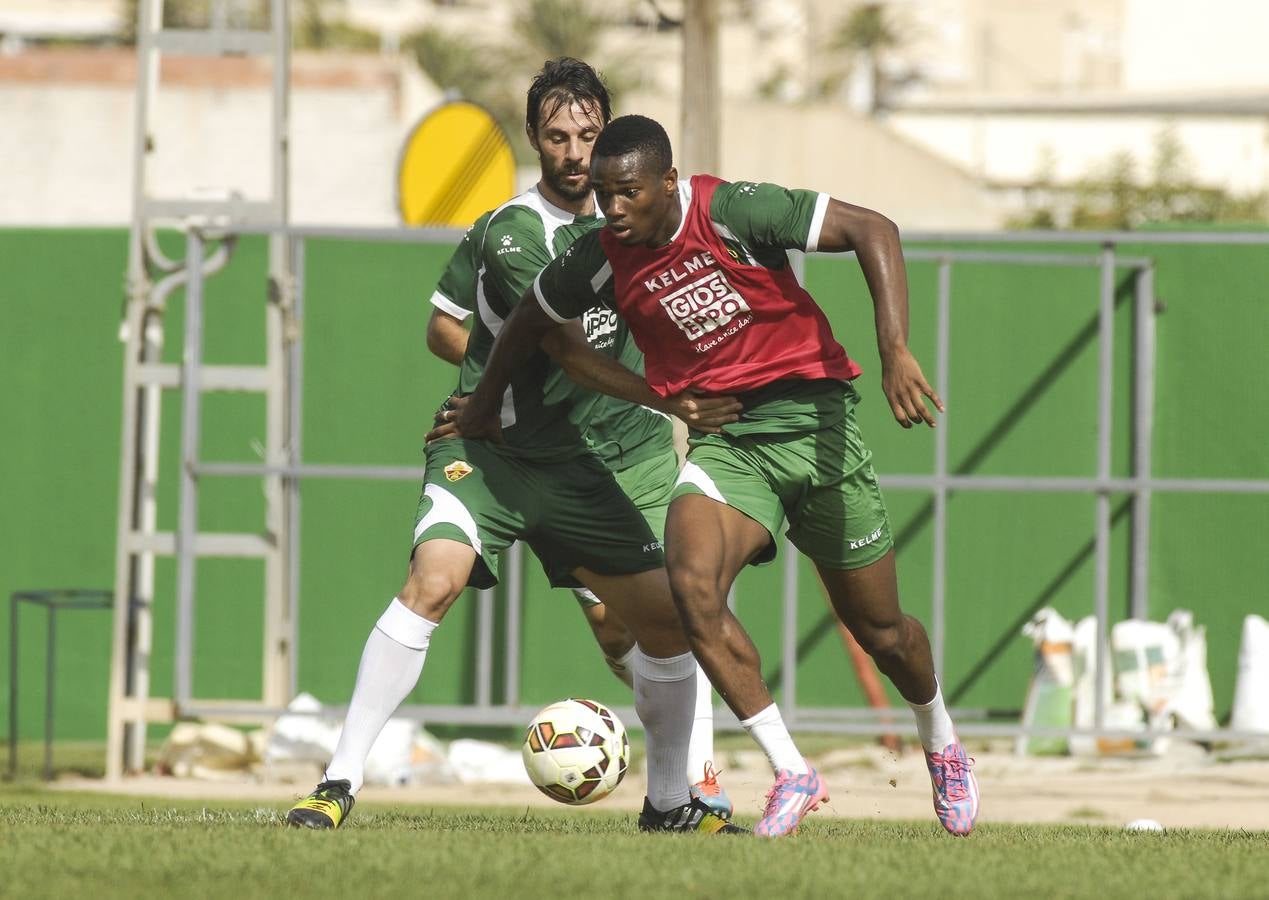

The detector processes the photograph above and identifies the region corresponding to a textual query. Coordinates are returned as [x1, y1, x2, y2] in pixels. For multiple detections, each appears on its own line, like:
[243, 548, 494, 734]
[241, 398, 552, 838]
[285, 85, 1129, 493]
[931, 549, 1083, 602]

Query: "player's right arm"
[456, 291, 559, 441]
[540, 324, 740, 432]
[426, 308, 469, 365]
[425, 212, 488, 366]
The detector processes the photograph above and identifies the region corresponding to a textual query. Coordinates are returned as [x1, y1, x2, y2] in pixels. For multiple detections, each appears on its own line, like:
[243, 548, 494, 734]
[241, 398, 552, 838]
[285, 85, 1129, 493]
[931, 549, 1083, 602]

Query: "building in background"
[2, 0, 1267, 228]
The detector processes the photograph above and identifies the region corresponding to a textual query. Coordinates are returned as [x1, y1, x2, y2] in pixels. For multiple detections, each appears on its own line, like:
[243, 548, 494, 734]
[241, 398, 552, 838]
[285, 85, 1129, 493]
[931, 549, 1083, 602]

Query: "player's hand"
[424, 394, 465, 443]
[661, 389, 742, 434]
[452, 393, 506, 444]
[881, 346, 944, 429]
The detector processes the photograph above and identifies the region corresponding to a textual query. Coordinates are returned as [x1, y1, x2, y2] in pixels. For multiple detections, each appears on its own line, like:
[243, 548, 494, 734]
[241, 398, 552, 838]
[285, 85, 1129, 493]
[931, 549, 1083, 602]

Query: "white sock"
[605, 646, 636, 689]
[741, 703, 807, 774]
[685, 663, 715, 780]
[908, 682, 957, 754]
[325, 598, 438, 794]
[633, 648, 696, 812]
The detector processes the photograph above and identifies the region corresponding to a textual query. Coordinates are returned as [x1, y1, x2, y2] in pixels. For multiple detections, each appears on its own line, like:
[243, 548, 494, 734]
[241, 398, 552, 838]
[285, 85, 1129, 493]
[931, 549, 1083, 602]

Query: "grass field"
[3, 782, 1268, 900]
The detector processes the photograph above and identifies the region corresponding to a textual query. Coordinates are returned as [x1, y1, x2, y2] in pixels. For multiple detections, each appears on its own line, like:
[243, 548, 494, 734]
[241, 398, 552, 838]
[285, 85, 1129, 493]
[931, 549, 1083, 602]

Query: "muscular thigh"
[783, 411, 893, 570]
[672, 433, 784, 565]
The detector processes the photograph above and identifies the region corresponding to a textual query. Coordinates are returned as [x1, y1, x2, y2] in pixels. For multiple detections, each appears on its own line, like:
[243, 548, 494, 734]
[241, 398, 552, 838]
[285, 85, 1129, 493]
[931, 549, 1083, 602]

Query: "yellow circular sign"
[397, 101, 516, 227]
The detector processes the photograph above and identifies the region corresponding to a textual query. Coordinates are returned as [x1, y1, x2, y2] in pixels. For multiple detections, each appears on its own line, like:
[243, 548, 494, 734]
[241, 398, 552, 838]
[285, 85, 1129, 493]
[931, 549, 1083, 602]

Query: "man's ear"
[526, 123, 539, 154]
[664, 167, 678, 193]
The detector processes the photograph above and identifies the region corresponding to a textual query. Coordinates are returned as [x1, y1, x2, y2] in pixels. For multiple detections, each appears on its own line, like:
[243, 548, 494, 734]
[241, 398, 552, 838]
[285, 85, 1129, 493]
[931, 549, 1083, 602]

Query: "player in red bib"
[462, 115, 979, 837]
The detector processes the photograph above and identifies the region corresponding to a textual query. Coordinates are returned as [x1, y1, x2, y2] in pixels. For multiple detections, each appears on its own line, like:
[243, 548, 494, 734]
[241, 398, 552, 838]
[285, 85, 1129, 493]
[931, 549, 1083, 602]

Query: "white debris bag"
[1231, 614, 1269, 736]
[1112, 618, 1180, 724]
[1017, 607, 1075, 756]
[156, 721, 261, 778]
[1022, 608, 1217, 757]
[264, 692, 427, 786]
[446, 738, 533, 785]
[1161, 610, 1217, 732]
[1111, 610, 1216, 734]
[264, 693, 342, 766]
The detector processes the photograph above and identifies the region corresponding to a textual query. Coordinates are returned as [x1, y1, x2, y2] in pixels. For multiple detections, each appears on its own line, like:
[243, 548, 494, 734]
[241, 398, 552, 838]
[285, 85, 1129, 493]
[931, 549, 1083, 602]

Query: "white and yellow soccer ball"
[521, 698, 629, 805]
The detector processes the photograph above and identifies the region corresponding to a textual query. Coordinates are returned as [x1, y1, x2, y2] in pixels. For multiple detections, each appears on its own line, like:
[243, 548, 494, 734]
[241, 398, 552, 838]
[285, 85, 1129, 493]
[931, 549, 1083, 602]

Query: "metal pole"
[288, 236, 305, 694]
[476, 586, 494, 707]
[781, 537, 798, 718]
[790, 250, 806, 285]
[174, 230, 207, 707]
[504, 541, 523, 707]
[262, 0, 294, 711]
[1093, 244, 1116, 730]
[44, 606, 55, 781]
[933, 258, 952, 677]
[107, 294, 145, 780]
[8, 595, 17, 778]
[271, 0, 290, 231]
[110, 0, 163, 778]
[1130, 266, 1156, 620]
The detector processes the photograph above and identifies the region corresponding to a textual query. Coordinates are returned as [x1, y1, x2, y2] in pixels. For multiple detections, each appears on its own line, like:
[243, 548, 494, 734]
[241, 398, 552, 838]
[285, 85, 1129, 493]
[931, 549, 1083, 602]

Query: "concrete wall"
[888, 111, 1269, 195]
[0, 50, 441, 226]
[0, 48, 1000, 230]
[628, 90, 1000, 230]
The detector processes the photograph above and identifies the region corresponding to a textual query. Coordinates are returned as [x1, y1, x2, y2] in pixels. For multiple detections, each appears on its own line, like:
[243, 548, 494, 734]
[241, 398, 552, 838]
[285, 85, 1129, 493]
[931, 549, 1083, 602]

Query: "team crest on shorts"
[444, 460, 473, 482]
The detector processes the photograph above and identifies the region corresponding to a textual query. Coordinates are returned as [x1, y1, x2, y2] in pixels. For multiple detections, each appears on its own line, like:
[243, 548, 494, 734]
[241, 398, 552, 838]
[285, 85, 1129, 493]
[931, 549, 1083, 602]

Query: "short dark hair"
[592, 115, 672, 174]
[526, 57, 612, 132]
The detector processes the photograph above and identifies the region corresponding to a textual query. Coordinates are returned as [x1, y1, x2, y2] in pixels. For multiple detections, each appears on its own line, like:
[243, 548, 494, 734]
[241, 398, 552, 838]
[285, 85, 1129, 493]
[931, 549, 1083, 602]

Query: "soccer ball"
[521, 698, 629, 805]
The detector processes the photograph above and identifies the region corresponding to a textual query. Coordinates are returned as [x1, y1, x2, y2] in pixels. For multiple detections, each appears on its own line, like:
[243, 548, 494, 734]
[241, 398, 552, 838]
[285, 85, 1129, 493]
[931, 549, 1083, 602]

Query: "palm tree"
[405, 26, 526, 157]
[509, 0, 605, 65]
[405, 0, 641, 160]
[828, 2, 901, 112]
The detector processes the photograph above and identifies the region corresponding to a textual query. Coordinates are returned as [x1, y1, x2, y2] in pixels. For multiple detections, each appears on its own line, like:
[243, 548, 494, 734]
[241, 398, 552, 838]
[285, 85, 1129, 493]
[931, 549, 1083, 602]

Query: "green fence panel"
[2, 228, 1265, 741]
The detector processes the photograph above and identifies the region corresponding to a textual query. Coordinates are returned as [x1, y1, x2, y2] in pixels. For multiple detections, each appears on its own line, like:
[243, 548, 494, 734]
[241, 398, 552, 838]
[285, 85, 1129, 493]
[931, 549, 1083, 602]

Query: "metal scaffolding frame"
[106, 0, 293, 779]
[105, 224, 1269, 761]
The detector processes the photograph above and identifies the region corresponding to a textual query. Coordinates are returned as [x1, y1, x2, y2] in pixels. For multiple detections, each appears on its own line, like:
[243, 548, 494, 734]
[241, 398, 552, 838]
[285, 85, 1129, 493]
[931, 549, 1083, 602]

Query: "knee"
[591, 612, 635, 660]
[597, 631, 635, 661]
[667, 562, 722, 611]
[667, 567, 726, 639]
[398, 567, 464, 621]
[854, 618, 907, 663]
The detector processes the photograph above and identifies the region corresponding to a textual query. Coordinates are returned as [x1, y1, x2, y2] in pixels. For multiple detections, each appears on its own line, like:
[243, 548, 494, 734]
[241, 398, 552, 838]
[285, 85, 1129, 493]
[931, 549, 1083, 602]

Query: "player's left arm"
[815, 199, 944, 429]
[718, 182, 943, 429]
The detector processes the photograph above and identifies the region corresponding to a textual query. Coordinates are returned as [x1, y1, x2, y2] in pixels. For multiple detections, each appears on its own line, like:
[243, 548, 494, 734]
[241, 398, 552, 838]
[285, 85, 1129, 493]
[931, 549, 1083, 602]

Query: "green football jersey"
[534, 178, 849, 434]
[432, 186, 672, 465]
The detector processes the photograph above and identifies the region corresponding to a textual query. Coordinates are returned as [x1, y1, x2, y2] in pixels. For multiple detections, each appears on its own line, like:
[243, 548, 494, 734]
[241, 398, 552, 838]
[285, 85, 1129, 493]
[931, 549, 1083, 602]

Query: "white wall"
[1121, 0, 1269, 91]
[888, 112, 1269, 194]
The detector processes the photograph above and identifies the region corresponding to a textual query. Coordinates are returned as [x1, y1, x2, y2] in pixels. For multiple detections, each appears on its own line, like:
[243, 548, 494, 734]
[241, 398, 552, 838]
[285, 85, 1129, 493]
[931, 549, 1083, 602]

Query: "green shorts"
[571, 447, 679, 606]
[672, 400, 892, 571]
[414, 439, 664, 590]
